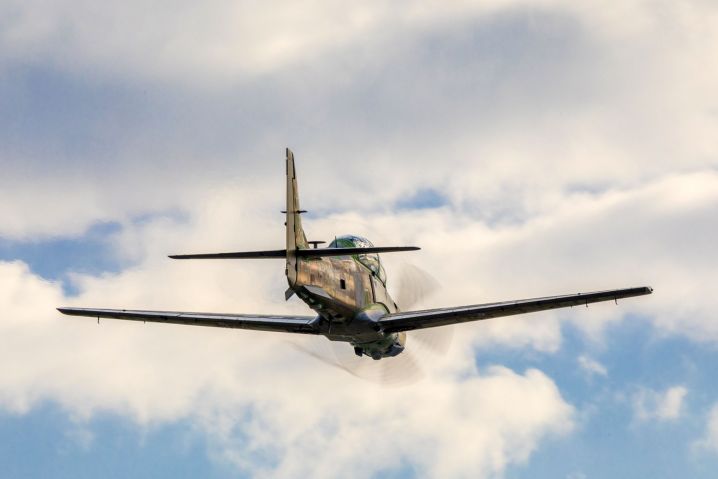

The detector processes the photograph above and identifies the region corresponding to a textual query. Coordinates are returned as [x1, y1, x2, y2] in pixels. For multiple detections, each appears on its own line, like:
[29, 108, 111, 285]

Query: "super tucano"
[59, 149, 653, 360]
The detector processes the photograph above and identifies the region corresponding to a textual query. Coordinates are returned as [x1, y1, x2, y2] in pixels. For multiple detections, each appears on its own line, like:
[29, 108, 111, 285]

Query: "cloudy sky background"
[1, 1, 717, 477]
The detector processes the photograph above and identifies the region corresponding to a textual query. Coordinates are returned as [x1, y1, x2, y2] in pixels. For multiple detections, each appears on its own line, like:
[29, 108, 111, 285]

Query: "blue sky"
[1, 1, 718, 478]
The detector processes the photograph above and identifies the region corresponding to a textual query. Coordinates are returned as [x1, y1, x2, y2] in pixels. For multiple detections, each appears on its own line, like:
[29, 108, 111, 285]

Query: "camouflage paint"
[286, 150, 404, 359]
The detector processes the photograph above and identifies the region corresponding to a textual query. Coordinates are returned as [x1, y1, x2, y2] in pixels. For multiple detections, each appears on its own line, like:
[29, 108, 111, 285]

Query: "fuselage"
[289, 235, 406, 359]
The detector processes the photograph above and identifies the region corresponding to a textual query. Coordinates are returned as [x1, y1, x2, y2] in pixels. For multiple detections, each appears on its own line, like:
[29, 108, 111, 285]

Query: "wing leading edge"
[378, 286, 653, 333]
[57, 307, 320, 334]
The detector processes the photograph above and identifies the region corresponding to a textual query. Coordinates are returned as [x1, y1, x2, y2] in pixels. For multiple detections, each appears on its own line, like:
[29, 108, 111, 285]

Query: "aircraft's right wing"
[378, 286, 653, 333]
[57, 307, 321, 334]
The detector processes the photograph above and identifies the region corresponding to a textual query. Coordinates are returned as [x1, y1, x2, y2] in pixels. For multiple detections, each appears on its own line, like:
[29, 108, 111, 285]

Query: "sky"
[1, 1, 718, 477]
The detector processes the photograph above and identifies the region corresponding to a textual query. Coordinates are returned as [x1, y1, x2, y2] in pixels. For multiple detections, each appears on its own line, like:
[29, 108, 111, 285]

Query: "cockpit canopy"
[328, 234, 387, 284]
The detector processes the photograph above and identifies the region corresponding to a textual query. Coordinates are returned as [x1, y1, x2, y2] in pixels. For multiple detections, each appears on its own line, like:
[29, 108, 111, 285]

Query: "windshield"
[328, 235, 373, 249]
[328, 235, 387, 284]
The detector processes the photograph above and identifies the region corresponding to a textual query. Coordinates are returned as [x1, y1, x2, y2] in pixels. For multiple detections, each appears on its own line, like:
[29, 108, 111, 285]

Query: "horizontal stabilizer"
[169, 246, 419, 260]
[298, 246, 419, 257]
[169, 250, 286, 259]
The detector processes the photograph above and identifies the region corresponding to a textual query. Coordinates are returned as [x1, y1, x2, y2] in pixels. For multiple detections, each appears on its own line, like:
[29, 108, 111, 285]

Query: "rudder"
[286, 148, 308, 287]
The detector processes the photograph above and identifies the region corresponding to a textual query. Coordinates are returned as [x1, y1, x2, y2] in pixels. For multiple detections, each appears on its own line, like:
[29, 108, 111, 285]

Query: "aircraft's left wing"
[57, 307, 320, 334]
[378, 286, 653, 333]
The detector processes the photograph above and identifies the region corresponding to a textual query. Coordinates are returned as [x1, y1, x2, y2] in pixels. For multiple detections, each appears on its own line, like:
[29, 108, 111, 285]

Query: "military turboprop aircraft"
[59, 149, 653, 361]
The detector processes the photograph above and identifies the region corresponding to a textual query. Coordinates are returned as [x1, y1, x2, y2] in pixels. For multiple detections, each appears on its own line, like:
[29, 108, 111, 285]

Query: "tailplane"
[169, 246, 420, 260]
[167, 149, 420, 282]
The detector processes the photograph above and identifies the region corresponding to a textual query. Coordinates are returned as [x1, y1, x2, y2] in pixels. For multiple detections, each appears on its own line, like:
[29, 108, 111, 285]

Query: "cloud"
[202, 366, 574, 478]
[0, 1, 547, 82]
[695, 403, 718, 454]
[577, 356, 607, 377]
[0, 259, 573, 477]
[339, 170, 718, 345]
[1, 0, 718, 475]
[1, 0, 716, 241]
[1, 1, 714, 85]
[633, 386, 688, 422]
[1, 165, 710, 474]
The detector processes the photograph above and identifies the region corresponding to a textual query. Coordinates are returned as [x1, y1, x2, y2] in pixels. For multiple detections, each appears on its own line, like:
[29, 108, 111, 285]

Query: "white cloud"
[0, 1, 524, 82]
[201, 366, 573, 478]
[0, 0, 716, 243]
[0, 1, 713, 84]
[1, 167, 711, 474]
[578, 356, 607, 377]
[0, 259, 574, 477]
[633, 386, 688, 422]
[1, 0, 718, 474]
[349, 170, 718, 345]
[695, 403, 718, 454]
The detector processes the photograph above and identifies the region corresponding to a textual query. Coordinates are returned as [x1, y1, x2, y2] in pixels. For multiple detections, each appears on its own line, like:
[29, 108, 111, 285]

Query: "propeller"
[291, 263, 453, 386]
[329, 339, 425, 385]
[394, 263, 453, 356]
[395, 263, 439, 311]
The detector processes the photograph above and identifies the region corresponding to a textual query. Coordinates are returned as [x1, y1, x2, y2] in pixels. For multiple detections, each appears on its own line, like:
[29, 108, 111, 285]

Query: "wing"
[169, 250, 286, 259]
[378, 286, 653, 333]
[57, 307, 320, 334]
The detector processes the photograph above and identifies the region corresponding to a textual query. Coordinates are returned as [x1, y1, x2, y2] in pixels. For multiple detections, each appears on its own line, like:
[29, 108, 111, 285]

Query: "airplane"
[58, 149, 653, 361]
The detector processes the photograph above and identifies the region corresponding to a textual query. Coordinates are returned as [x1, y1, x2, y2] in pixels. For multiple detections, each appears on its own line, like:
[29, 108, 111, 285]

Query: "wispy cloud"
[633, 386, 688, 422]
[578, 355, 607, 377]
[695, 403, 718, 454]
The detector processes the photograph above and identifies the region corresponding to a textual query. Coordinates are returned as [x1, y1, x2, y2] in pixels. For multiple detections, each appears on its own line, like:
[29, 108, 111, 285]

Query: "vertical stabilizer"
[286, 148, 308, 287]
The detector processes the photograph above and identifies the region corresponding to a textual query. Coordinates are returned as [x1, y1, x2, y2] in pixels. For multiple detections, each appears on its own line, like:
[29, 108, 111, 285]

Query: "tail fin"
[286, 148, 308, 287]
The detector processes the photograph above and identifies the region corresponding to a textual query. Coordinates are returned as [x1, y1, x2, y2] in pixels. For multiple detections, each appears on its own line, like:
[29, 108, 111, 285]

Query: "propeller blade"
[379, 349, 424, 386]
[396, 262, 454, 357]
[395, 263, 440, 311]
[330, 341, 424, 386]
[290, 337, 444, 386]
[410, 326, 454, 356]
[287, 341, 358, 377]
